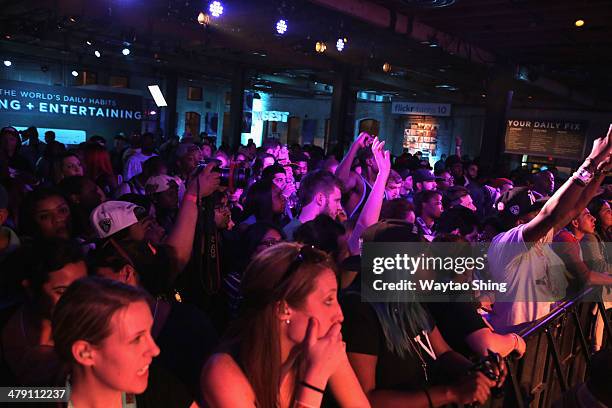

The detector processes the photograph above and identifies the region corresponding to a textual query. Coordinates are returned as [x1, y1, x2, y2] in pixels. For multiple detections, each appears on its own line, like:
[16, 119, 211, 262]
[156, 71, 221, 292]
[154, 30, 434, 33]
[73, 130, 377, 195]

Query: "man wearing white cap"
[145, 175, 183, 233]
[91, 200, 148, 242]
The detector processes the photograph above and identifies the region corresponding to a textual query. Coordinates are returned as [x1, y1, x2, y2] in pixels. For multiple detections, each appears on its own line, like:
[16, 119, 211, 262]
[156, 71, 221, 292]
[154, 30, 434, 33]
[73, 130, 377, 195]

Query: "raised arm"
[523, 127, 612, 242]
[347, 138, 390, 254]
[336, 132, 371, 191]
[165, 163, 220, 272]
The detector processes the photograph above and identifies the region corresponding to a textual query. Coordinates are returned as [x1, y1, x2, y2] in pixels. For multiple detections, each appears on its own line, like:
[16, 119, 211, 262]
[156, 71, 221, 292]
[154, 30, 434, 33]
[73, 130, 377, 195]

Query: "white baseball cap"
[90, 201, 144, 239]
[145, 175, 180, 194]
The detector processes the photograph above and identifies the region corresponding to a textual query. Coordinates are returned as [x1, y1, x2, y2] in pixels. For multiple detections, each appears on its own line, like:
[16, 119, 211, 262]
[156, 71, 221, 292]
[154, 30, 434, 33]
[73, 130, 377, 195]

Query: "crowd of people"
[0, 123, 611, 407]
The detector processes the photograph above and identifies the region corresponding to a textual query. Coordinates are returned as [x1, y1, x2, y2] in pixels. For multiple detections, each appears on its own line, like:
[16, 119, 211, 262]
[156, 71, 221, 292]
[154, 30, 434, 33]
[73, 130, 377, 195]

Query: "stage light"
[382, 62, 391, 73]
[276, 19, 287, 35]
[94, 50, 101, 58]
[150, 110, 157, 115]
[148, 85, 168, 107]
[575, 19, 585, 27]
[3, 60, 12, 67]
[315, 42, 326, 53]
[209, 1, 223, 18]
[86, 40, 92, 46]
[336, 38, 345, 52]
[122, 47, 130, 56]
[71, 70, 79, 77]
[197, 12, 210, 25]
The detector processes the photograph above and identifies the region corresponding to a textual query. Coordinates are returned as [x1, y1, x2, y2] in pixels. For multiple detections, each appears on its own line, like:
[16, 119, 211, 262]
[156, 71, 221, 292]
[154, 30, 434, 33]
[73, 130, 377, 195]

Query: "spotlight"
[3, 60, 12, 67]
[276, 19, 287, 35]
[197, 12, 210, 25]
[209, 1, 224, 18]
[148, 85, 168, 107]
[71, 70, 79, 77]
[336, 38, 345, 52]
[315, 41, 326, 53]
[575, 19, 585, 27]
[122, 47, 130, 56]
[94, 50, 101, 58]
[150, 110, 157, 115]
[382, 62, 391, 73]
[86, 40, 92, 46]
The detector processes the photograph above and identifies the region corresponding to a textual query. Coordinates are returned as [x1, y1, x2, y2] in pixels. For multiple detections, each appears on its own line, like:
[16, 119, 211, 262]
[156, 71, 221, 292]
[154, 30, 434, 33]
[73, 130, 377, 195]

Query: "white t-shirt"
[487, 224, 569, 332]
[123, 151, 157, 180]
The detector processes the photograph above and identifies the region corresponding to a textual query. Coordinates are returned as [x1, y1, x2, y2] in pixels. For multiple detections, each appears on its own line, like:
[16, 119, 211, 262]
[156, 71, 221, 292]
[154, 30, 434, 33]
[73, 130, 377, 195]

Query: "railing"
[484, 287, 611, 408]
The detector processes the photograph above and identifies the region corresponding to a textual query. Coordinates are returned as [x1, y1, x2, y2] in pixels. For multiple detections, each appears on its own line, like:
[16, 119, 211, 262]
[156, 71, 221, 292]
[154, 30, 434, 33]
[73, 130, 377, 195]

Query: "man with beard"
[282, 169, 343, 240]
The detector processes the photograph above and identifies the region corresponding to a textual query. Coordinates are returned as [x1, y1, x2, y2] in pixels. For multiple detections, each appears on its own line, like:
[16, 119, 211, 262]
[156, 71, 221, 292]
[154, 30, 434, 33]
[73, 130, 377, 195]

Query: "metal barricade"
[485, 288, 611, 408]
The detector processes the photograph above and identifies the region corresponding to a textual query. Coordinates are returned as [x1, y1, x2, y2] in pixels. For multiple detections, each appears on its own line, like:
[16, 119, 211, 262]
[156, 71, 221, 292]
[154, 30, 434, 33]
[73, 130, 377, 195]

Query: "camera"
[198, 158, 251, 189]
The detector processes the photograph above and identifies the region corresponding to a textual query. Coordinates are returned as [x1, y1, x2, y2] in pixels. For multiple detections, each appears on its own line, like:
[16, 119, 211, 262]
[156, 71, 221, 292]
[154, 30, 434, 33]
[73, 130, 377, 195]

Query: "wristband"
[299, 381, 325, 394]
[184, 194, 198, 203]
[572, 166, 594, 186]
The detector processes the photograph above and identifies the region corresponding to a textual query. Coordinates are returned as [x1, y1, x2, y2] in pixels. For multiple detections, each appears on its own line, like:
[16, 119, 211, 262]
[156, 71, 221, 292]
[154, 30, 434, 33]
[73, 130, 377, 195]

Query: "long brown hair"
[226, 242, 335, 407]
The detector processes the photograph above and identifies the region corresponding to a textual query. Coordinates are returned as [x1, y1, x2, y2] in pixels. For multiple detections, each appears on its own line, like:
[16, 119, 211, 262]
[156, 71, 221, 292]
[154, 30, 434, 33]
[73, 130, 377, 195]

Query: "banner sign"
[0, 79, 143, 141]
[504, 119, 587, 160]
[391, 101, 451, 117]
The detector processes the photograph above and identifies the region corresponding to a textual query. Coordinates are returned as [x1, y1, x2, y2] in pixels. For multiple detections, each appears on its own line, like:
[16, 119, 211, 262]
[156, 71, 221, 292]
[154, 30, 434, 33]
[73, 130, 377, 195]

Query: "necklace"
[408, 332, 430, 383]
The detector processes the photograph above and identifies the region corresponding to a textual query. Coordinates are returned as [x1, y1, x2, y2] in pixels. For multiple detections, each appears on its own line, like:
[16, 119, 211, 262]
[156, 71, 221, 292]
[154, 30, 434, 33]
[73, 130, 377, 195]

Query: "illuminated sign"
[0, 79, 143, 139]
[253, 110, 289, 122]
[391, 102, 451, 117]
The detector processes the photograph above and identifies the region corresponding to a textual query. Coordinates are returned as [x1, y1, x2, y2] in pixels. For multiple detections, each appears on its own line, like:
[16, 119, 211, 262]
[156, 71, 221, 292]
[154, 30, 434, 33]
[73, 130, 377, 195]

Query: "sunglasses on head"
[277, 245, 328, 285]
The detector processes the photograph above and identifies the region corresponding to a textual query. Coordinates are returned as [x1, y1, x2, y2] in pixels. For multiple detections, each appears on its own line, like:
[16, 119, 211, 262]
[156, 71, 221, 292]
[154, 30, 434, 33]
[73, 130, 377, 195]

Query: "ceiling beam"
[307, 0, 607, 108]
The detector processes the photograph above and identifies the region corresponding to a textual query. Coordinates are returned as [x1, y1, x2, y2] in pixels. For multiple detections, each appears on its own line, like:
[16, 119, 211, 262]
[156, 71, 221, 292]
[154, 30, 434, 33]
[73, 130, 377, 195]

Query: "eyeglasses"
[260, 238, 282, 247]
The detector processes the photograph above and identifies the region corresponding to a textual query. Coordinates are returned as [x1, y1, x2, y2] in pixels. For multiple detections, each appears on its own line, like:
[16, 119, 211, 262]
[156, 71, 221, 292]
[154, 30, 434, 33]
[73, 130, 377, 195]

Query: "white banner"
[391, 102, 451, 117]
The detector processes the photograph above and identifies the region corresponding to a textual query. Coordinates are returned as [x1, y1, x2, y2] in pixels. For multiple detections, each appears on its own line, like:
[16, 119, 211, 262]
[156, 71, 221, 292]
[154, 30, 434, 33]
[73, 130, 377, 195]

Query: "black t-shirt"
[155, 302, 219, 402]
[425, 301, 487, 358]
[341, 294, 434, 391]
[136, 359, 194, 408]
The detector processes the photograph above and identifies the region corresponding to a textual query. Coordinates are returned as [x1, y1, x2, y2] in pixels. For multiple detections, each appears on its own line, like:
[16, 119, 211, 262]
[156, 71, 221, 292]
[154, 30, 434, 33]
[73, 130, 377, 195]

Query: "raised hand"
[186, 162, 221, 199]
[588, 124, 612, 165]
[354, 132, 373, 149]
[371, 137, 391, 178]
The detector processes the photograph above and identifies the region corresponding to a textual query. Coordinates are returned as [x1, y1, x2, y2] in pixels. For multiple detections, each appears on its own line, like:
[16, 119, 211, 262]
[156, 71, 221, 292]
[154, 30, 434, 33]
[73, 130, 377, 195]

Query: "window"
[75, 71, 97, 85]
[185, 112, 201, 138]
[187, 86, 202, 101]
[109, 75, 129, 88]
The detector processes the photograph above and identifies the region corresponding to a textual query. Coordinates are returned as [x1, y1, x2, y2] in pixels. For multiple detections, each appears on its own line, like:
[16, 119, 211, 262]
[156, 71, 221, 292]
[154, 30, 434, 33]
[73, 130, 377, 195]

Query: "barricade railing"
[484, 287, 610, 408]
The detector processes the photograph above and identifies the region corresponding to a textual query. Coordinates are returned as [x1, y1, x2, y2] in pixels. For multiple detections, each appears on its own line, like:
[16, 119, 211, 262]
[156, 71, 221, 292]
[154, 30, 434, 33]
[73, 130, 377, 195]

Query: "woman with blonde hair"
[201, 242, 369, 408]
